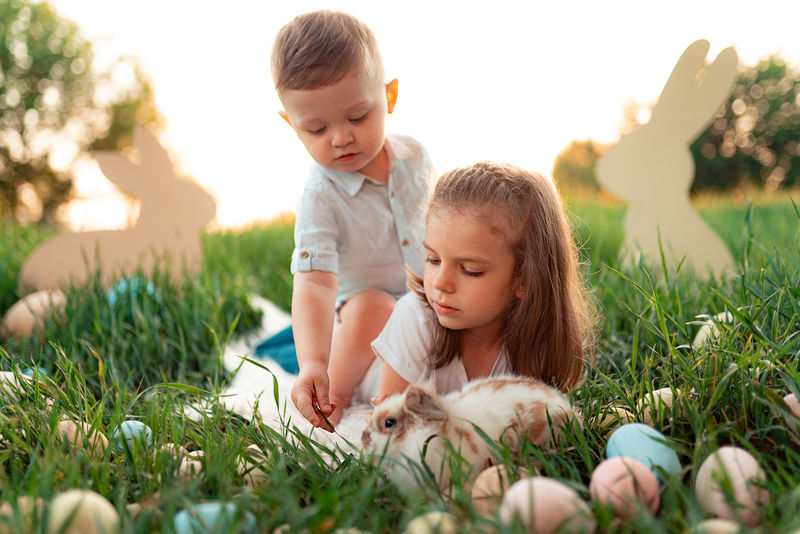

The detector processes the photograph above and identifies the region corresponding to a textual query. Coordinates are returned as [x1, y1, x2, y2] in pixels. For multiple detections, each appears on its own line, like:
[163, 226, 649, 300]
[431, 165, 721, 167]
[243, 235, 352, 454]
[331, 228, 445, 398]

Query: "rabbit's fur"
[596, 40, 737, 275]
[19, 126, 216, 292]
[361, 375, 580, 494]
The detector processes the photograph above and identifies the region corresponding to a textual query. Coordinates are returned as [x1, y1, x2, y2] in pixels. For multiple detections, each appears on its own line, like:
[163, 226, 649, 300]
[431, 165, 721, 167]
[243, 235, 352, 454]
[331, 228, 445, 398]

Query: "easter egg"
[238, 444, 270, 487]
[606, 423, 681, 482]
[106, 275, 160, 307]
[0, 289, 66, 339]
[695, 446, 767, 527]
[692, 311, 734, 349]
[47, 489, 119, 534]
[56, 420, 109, 456]
[470, 464, 531, 517]
[499, 477, 596, 534]
[691, 518, 741, 534]
[173, 502, 256, 534]
[781, 393, 800, 435]
[589, 456, 660, 518]
[112, 420, 153, 453]
[593, 405, 636, 437]
[0, 371, 30, 401]
[637, 387, 680, 426]
[0, 496, 43, 534]
[22, 366, 49, 379]
[402, 511, 458, 534]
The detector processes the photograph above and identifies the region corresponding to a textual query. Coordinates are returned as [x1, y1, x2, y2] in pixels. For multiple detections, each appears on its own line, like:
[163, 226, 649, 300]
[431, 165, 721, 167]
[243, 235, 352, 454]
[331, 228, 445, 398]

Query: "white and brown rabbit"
[19, 126, 216, 292]
[596, 39, 737, 275]
[361, 375, 581, 495]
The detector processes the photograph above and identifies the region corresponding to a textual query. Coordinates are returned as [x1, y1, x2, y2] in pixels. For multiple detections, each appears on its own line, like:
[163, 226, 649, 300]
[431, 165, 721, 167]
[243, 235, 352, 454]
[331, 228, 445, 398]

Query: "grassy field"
[0, 193, 798, 533]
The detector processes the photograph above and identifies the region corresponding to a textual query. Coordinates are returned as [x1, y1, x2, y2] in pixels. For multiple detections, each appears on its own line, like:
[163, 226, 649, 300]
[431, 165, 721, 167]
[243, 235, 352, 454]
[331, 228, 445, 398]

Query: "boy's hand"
[292, 362, 335, 432]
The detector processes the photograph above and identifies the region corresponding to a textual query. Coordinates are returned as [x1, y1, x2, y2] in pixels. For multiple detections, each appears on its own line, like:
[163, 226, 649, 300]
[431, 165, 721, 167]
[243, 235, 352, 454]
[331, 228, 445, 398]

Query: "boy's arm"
[291, 270, 337, 430]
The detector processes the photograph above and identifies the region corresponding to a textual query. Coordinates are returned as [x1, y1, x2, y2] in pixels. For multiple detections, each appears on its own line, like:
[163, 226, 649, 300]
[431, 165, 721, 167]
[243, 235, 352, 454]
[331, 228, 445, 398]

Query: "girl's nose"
[433, 265, 454, 293]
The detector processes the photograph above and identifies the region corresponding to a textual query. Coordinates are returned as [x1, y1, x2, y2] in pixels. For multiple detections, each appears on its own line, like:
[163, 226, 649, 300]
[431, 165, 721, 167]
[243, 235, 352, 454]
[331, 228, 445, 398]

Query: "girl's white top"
[354, 292, 513, 402]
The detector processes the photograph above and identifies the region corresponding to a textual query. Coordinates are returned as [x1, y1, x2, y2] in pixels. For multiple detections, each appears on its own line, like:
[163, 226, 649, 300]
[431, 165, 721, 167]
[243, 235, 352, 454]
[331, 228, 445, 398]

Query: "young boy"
[271, 10, 436, 429]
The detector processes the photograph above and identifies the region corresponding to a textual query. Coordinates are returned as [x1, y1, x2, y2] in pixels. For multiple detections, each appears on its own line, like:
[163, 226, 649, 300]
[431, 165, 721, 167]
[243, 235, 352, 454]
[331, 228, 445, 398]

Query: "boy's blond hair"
[271, 10, 385, 93]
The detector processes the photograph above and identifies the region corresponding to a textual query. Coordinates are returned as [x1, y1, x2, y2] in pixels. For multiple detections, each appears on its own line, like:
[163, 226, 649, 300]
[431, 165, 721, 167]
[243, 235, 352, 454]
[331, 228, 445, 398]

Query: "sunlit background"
[44, 0, 800, 230]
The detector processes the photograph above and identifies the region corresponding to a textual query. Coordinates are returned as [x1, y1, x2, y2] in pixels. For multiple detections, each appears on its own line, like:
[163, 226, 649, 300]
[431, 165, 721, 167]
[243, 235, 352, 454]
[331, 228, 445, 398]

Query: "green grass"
[0, 193, 799, 532]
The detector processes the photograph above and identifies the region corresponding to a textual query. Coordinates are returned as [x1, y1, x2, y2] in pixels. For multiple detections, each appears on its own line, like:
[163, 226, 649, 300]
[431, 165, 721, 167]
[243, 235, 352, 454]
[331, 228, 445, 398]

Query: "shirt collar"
[316, 137, 400, 197]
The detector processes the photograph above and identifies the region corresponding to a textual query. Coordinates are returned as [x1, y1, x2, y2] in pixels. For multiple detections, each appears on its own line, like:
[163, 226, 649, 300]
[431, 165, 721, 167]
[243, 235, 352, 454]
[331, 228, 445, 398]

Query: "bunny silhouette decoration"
[596, 40, 738, 275]
[19, 126, 216, 292]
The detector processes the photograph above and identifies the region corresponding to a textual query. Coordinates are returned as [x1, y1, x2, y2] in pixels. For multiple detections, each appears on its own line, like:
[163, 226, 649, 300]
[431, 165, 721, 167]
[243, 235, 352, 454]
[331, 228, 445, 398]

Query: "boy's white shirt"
[290, 134, 436, 304]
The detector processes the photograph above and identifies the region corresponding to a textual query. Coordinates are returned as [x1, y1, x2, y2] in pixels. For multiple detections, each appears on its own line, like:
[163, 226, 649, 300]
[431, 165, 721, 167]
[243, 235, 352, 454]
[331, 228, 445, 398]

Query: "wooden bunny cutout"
[19, 127, 216, 291]
[596, 40, 738, 275]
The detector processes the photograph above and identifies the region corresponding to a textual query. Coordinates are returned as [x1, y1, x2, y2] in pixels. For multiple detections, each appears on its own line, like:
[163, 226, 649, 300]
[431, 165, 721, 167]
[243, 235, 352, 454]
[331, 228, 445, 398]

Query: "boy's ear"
[386, 79, 398, 114]
[278, 111, 293, 127]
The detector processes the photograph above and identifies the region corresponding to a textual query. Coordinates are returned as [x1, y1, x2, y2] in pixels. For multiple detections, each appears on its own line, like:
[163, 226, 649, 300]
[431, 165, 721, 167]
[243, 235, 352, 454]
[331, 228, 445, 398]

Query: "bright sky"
[48, 0, 800, 230]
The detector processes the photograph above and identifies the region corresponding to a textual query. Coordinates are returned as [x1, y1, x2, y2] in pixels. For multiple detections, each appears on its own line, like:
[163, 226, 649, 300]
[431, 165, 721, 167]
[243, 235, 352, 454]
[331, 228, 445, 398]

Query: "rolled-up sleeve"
[291, 187, 340, 274]
[370, 293, 433, 384]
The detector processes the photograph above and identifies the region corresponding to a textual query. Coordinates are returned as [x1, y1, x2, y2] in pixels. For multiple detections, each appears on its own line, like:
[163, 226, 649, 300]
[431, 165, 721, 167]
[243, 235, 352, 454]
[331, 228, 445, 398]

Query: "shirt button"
[402, 239, 409, 247]
[390, 191, 395, 198]
[300, 251, 309, 259]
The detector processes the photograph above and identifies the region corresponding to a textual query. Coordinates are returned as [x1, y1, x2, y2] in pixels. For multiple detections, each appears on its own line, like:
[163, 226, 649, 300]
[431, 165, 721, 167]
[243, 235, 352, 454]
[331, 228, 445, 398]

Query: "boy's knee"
[340, 290, 395, 329]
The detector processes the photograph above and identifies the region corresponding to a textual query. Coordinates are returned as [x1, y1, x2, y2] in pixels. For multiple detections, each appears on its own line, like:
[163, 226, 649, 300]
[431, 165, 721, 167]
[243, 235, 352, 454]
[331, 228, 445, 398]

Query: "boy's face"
[279, 72, 393, 181]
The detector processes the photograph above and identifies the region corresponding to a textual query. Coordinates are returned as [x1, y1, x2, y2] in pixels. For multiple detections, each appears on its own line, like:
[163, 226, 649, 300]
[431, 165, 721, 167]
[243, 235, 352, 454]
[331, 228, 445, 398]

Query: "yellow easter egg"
[470, 464, 531, 517]
[692, 518, 741, 534]
[47, 489, 120, 534]
[593, 405, 636, 437]
[402, 511, 458, 534]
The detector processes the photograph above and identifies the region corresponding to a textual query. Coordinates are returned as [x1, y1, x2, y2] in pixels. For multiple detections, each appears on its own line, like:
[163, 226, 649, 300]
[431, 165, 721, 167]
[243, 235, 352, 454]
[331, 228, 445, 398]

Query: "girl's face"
[422, 207, 520, 338]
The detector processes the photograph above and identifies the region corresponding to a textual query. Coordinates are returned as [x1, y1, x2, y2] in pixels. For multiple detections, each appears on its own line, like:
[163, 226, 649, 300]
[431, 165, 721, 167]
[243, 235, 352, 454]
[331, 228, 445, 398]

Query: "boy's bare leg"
[326, 289, 395, 426]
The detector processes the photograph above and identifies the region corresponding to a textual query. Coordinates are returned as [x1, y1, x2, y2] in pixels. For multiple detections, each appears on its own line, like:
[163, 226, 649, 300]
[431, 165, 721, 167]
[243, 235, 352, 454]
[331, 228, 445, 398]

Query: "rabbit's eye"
[384, 418, 397, 429]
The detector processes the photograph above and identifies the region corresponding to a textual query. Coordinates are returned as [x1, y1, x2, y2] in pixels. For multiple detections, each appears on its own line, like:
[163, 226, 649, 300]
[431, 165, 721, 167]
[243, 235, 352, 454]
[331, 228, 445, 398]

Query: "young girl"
[366, 161, 596, 403]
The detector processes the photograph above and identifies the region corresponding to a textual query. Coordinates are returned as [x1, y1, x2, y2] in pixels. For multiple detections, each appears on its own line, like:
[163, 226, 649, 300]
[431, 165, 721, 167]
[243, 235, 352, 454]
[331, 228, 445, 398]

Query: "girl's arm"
[290, 270, 337, 430]
[372, 360, 410, 406]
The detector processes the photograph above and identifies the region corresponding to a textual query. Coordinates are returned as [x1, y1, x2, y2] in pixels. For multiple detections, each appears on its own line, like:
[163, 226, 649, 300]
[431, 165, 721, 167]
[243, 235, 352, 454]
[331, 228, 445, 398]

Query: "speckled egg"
[471, 464, 531, 517]
[637, 387, 680, 426]
[499, 477, 596, 534]
[593, 405, 636, 437]
[174, 502, 256, 534]
[112, 420, 153, 453]
[589, 456, 660, 518]
[402, 511, 458, 534]
[0, 290, 66, 339]
[695, 446, 767, 527]
[56, 420, 109, 456]
[691, 518, 741, 534]
[606, 423, 681, 483]
[47, 489, 119, 534]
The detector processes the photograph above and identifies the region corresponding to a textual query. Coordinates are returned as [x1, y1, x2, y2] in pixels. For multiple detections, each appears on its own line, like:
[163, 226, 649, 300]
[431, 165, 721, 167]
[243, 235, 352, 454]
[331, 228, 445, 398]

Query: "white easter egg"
[691, 518, 741, 534]
[782, 393, 800, 435]
[0, 371, 30, 402]
[238, 444, 270, 487]
[692, 311, 734, 349]
[695, 446, 768, 527]
[637, 387, 679, 426]
[593, 405, 636, 437]
[47, 489, 119, 534]
[470, 464, 532, 517]
[402, 511, 458, 534]
[0, 289, 66, 339]
[499, 477, 596, 534]
[112, 420, 152, 453]
[174, 502, 256, 534]
[589, 456, 660, 518]
[56, 420, 109, 456]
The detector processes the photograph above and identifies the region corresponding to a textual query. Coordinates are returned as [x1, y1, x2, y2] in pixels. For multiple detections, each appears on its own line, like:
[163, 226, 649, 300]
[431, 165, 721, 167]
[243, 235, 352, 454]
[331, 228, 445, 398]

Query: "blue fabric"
[254, 325, 298, 374]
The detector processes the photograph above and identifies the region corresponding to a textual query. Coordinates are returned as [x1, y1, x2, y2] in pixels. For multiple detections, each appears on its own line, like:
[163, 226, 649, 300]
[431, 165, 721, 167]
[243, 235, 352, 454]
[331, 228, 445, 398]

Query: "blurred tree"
[551, 139, 607, 193]
[692, 54, 800, 192]
[0, 0, 162, 224]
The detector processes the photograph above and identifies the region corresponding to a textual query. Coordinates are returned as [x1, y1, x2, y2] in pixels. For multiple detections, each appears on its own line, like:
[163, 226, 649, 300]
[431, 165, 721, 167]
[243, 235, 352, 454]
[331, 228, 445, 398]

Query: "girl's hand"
[291, 362, 335, 432]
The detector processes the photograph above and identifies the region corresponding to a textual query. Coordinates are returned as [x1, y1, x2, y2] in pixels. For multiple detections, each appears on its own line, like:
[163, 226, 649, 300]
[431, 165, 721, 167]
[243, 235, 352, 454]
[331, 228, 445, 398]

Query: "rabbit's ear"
[133, 126, 174, 177]
[94, 152, 144, 195]
[651, 39, 738, 140]
[405, 385, 446, 421]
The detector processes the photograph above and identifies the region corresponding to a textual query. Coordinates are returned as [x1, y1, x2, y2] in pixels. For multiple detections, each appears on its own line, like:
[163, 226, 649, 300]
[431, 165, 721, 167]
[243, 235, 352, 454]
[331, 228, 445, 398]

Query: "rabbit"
[19, 126, 216, 292]
[361, 375, 581, 495]
[596, 39, 737, 275]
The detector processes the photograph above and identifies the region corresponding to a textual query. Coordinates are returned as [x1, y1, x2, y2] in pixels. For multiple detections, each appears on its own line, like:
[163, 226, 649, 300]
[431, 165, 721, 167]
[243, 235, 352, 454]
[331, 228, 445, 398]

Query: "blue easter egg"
[174, 502, 256, 534]
[606, 423, 681, 482]
[106, 275, 160, 307]
[22, 366, 48, 379]
[112, 420, 152, 453]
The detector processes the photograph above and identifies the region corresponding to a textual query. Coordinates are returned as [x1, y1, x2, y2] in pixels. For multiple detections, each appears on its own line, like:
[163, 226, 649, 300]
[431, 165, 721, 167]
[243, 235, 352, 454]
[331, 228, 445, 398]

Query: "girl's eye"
[350, 113, 368, 124]
[463, 268, 484, 277]
[425, 257, 440, 265]
[384, 418, 397, 428]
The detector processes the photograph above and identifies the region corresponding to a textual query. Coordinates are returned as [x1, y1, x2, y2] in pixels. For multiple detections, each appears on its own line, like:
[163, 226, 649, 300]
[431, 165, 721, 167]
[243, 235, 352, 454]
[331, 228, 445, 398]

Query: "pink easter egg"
[499, 477, 596, 534]
[589, 456, 660, 518]
[695, 446, 768, 527]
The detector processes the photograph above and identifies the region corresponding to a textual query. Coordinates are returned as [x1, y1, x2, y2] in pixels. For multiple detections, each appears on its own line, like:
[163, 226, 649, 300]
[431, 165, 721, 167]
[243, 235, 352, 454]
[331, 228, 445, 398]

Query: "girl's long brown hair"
[411, 162, 596, 391]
